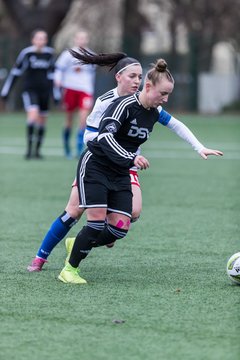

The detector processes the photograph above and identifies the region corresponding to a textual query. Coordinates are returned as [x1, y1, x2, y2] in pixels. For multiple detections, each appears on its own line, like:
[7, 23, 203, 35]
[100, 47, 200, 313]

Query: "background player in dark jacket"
[58, 58, 223, 284]
[1, 29, 57, 159]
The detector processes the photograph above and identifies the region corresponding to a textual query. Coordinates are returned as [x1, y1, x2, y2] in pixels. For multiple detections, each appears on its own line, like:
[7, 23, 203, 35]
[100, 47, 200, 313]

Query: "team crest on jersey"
[105, 122, 117, 133]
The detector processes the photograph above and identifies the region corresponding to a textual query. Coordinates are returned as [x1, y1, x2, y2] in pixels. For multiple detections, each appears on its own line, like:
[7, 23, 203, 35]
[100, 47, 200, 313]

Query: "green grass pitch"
[0, 111, 239, 360]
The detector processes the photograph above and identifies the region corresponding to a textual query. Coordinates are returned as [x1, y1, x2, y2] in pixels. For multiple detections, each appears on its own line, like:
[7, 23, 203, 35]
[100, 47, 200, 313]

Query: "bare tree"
[154, 0, 240, 109]
[121, 0, 150, 59]
[1, 0, 74, 40]
[155, 0, 240, 70]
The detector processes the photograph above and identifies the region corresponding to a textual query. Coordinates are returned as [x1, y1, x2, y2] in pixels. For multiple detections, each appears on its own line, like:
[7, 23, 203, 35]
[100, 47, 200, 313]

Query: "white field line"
[0, 144, 240, 159]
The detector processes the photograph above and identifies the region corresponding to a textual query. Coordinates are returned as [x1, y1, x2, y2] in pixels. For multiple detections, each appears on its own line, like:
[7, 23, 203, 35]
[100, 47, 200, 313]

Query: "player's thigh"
[107, 189, 133, 227]
[107, 212, 131, 230]
[131, 184, 142, 219]
[78, 92, 93, 111]
[39, 91, 50, 115]
[63, 88, 78, 112]
[79, 181, 108, 209]
[86, 207, 107, 221]
[22, 90, 39, 118]
[65, 184, 83, 219]
[77, 151, 109, 208]
[129, 170, 142, 218]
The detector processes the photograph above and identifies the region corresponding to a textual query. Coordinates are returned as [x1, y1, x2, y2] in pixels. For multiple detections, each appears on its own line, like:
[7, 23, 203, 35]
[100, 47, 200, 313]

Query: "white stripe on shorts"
[78, 150, 92, 206]
[107, 207, 132, 218]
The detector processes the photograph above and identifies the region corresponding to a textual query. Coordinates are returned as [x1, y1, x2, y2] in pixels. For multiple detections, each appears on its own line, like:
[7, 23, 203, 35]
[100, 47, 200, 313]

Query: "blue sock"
[36, 211, 78, 260]
[76, 128, 85, 157]
[63, 128, 71, 157]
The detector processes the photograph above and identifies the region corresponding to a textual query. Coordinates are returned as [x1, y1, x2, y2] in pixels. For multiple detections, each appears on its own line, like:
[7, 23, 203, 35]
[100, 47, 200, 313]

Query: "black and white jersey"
[87, 93, 159, 174]
[86, 87, 119, 132]
[1, 45, 56, 97]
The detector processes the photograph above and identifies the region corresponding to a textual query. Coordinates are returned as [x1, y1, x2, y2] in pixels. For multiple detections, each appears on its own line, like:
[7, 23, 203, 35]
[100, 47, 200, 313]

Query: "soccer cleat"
[58, 263, 87, 284]
[105, 242, 115, 248]
[65, 237, 75, 265]
[24, 152, 32, 160]
[34, 153, 44, 160]
[27, 257, 47, 272]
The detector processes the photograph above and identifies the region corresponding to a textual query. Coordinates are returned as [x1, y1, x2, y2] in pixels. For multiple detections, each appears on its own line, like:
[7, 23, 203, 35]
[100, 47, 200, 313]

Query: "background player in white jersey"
[27, 50, 222, 273]
[58, 57, 223, 284]
[54, 30, 96, 158]
[1, 29, 56, 159]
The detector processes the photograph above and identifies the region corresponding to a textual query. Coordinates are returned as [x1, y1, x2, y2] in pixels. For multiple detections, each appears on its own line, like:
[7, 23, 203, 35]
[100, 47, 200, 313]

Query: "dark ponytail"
[69, 47, 128, 71]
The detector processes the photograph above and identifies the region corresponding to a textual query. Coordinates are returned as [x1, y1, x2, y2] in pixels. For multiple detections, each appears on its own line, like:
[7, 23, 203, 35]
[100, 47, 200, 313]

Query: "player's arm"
[97, 118, 136, 168]
[54, 50, 69, 87]
[97, 101, 136, 168]
[1, 49, 26, 99]
[47, 49, 62, 103]
[158, 108, 223, 159]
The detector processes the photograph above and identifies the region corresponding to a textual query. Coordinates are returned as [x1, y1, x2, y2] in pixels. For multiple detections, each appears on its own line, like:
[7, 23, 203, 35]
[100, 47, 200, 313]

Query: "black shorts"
[22, 89, 50, 112]
[77, 150, 133, 218]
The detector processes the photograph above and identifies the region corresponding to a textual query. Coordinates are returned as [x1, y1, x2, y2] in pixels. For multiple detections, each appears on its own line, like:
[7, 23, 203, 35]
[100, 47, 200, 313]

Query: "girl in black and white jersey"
[1, 29, 57, 159]
[57, 55, 223, 284]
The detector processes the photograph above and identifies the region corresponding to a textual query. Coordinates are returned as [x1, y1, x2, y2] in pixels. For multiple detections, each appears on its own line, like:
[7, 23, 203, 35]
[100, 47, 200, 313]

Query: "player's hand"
[134, 155, 150, 170]
[199, 147, 223, 160]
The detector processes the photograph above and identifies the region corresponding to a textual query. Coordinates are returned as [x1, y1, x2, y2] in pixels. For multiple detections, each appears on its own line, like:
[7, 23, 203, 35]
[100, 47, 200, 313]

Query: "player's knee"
[131, 205, 141, 222]
[108, 223, 129, 240]
[131, 215, 140, 223]
[65, 205, 83, 220]
[115, 218, 131, 230]
[60, 211, 79, 228]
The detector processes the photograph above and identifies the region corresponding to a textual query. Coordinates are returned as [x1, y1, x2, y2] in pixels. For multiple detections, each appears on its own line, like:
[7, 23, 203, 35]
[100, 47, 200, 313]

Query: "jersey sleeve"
[54, 50, 69, 83]
[166, 116, 205, 153]
[86, 97, 106, 129]
[158, 106, 204, 153]
[157, 106, 172, 125]
[96, 100, 136, 168]
[1, 49, 27, 98]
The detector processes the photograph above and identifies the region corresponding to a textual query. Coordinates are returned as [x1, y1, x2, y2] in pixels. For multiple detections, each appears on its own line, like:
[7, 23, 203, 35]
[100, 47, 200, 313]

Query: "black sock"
[63, 127, 71, 155]
[26, 123, 35, 156]
[35, 126, 45, 156]
[69, 220, 105, 268]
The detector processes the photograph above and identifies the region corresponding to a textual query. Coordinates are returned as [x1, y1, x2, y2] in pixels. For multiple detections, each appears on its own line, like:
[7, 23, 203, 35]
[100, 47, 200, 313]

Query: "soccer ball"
[226, 252, 240, 285]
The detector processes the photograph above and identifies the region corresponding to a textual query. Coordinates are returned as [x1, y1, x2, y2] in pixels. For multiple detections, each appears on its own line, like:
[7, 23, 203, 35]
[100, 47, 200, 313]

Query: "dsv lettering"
[128, 126, 149, 139]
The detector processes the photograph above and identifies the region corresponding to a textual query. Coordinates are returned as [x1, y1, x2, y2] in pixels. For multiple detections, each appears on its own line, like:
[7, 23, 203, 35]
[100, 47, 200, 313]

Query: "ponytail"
[69, 47, 128, 71]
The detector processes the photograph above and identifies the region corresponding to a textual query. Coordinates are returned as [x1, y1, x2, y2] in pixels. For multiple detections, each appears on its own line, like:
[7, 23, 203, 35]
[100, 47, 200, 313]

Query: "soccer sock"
[95, 223, 128, 247]
[26, 123, 35, 156]
[76, 128, 85, 157]
[63, 127, 71, 156]
[36, 211, 78, 260]
[35, 125, 45, 156]
[69, 220, 105, 268]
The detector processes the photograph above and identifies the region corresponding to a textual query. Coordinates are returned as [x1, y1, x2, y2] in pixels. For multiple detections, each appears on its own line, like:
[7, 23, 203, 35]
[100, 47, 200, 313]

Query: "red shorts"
[63, 88, 93, 112]
[129, 170, 140, 188]
[72, 170, 140, 188]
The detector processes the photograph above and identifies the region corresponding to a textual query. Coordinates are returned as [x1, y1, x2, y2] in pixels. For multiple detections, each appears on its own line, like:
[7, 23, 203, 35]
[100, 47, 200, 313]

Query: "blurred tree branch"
[1, 0, 74, 39]
[122, 0, 150, 60]
[158, 0, 240, 71]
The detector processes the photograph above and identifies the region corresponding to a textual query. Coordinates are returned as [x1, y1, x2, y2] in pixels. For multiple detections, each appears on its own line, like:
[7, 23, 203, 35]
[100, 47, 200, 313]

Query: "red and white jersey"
[54, 47, 96, 94]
